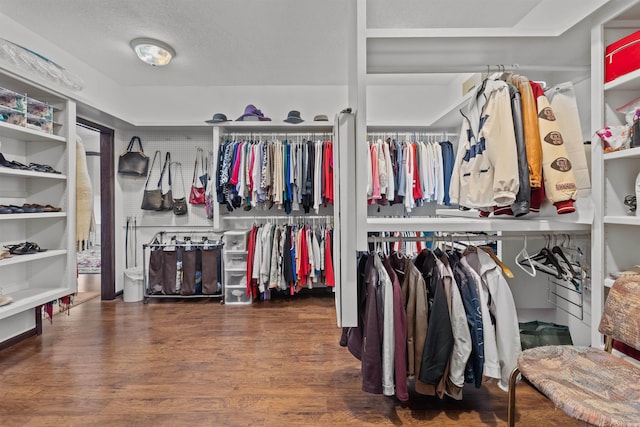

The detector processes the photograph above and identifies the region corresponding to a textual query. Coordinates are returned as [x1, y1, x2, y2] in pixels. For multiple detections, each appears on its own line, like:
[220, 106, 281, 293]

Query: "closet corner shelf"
[428, 89, 475, 130]
[0, 286, 70, 321]
[604, 68, 640, 91]
[603, 146, 640, 160]
[603, 215, 640, 225]
[0, 120, 66, 143]
[0, 212, 66, 221]
[366, 216, 591, 233]
[604, 278, 615, 288]
[0, 249, 66, 267]
[209, 122, 333, 133]
[0, 168, 66, 180]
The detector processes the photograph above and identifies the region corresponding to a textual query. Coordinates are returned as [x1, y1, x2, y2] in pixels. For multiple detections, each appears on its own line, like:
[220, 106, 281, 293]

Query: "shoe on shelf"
[0, 248, 11, 259]
[22, 204, 44, 213]
[6, 205, 24, 213]
[0, 294, 13, 307]
[0, 205, 11, 214]
[28, 162, 61, 174]
[4, 242, 47, 255]
[18, 204, 37, 213]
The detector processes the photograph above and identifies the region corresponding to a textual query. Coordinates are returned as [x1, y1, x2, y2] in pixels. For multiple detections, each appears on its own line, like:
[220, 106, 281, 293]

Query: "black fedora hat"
[284, 110, 304, 124]
[205, 113, 231, 123]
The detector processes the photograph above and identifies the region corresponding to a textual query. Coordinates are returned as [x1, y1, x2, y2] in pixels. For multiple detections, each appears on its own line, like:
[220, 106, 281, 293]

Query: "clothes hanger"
[479, 245, 515, 278]
[515, 235, 536, 277]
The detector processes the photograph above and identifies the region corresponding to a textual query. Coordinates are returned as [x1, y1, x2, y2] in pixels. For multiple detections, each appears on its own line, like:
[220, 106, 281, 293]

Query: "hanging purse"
[189, 147, 206, 205]
[172, 162, 188, 215]
[118, 136, 149, 176]
[205, 150, 215, 219]
[159, 152, 173, 211]
[141, 150, 163, 211]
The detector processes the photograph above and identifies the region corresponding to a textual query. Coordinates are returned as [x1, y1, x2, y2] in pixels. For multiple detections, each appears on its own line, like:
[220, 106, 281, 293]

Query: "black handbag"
[172, 162, 188, 215]
[159, 152, 173, 211]
[118, 136, 149, 176]
[631, 118, 640, 148]
[141, 150, 163, 211]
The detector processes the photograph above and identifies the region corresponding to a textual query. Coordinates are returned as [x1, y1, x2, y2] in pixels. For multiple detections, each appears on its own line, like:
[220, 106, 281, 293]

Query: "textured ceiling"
[0, 0, 620, 88]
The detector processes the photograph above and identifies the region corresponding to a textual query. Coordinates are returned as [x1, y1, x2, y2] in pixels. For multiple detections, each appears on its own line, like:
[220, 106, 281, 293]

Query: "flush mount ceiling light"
[130, 38, 175, 66]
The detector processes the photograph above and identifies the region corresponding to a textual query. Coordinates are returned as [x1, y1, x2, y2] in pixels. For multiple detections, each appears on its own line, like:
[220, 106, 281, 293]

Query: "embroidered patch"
[544, 131, 564, 146]
[550, 157, 572, 172]
[538, 107, 556, 121]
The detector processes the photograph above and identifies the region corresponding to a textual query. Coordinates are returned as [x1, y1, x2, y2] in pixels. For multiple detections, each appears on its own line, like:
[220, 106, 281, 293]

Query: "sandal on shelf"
[5, 205, 24, 213]
[43, 204, 62, 212]
[0, 205, 12, 214]
[16, 204, 37, 213]
[9, 242, 47, 255]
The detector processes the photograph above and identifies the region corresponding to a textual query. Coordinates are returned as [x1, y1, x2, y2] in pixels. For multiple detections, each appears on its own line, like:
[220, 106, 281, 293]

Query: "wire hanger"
[515, 235, 536, 277]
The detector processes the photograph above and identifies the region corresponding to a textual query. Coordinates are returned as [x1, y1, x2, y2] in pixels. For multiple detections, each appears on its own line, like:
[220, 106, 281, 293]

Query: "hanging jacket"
[448, 251, 484, 389]
[451, 79, 520, 209]
[415, 250, 453, 397]
[463, 250, 521, 392]
[436, 256, 472, 401]
[531, 81, 578, 214]
[510, 74, 543, 189]
[382, 256, 409, 402]
[361, 255, 384, 394]
[505, 82, 530, 217]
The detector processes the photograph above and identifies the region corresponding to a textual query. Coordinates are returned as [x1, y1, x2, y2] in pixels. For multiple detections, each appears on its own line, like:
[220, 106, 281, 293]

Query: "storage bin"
[605, 30, 640, 83]
[26, 114, 53, 134]
[0, 88, 25, 112]
[223, 230, 249, 252]
[0, 105, 25, 127]
[224, 270, 247, 288]
[225, 285, 252, 305]
[26, 97, 53, 121]
[224, 252, 247, 269]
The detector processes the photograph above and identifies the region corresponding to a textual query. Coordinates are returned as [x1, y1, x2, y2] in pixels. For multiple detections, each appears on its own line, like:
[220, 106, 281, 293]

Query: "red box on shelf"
[605, 30, 640, 83]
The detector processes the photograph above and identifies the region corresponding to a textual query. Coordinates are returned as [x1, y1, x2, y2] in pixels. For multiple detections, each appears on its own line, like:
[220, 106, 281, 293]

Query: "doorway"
[76, 118, 116, 300]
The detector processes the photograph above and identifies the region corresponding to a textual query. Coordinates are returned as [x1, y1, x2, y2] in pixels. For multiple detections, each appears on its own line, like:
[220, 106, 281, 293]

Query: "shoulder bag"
[172, 162, 188, 215]
[189, 147, 206, 205]
[159, 152, 173, 211]
[118, 136, 149, 176]
[141, 150, 163, 210]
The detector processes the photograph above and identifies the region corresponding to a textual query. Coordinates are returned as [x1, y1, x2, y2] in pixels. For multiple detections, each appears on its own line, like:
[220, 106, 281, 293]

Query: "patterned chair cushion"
[519, 346, 640, 426]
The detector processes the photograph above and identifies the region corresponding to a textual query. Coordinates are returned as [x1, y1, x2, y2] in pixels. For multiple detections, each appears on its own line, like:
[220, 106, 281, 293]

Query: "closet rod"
[368, 64, 590, 75]
[367, 233, 590, 243]
[223, 132, 331, 138]
[224, 215, 332, 221]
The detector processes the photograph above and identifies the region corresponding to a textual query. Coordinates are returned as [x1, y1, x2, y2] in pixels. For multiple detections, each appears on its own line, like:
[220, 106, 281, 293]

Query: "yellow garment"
[76, 137, 93, 249]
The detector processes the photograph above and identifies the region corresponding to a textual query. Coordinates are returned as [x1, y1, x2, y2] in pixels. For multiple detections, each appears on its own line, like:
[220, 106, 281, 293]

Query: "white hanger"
[515, 235, 536, 277]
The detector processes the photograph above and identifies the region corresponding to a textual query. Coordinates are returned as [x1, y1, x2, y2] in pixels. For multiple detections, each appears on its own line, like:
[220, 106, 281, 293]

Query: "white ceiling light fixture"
[130, 38, 175, 66]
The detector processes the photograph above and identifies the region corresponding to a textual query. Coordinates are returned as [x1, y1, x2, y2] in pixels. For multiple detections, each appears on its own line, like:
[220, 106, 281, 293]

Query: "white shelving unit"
[590, 1, 640, 346]
[0, 71, 76, 346]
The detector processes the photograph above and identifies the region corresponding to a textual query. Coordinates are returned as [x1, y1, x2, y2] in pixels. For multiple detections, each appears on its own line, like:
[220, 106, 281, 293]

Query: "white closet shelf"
[0, 168, 66, 180]
[0, 287, 70, 320]
[224, 267, 247, 272]
[0, 249, 66, 267]
[604, 68, 640, 91]
[605, 278, 615, 288]
[366, 216, 591, 233]
[603, 215, 640, 225]
[208, 122, 333, 133]
[0, 120, 66, 143]
[224, 249, 248, 254]
[603, 146, 640, 160]
[0, 212, 66, 221]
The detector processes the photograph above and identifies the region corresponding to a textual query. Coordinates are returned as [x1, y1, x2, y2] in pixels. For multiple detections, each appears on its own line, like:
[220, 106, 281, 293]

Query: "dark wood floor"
[0, 294, 583, 426]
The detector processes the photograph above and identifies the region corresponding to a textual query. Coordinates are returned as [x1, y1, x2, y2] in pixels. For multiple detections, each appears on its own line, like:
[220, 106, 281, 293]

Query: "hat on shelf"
[236, 104, 271, 121]
[205, 113, 231, 124]
[284, 110, 304, 124]
[313, 114, 329, 122]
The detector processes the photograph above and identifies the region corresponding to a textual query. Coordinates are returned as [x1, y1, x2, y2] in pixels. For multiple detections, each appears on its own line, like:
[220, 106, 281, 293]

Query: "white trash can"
[123, 266, 144, 302]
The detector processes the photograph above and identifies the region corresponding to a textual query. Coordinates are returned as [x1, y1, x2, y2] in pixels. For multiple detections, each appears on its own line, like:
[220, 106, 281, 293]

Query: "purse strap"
[192, 147, 205, 186]
[159, 151, 172, 190]
[144, 150, 161, 190]
[172, 161, 186, 198]
[125, 216, 130, 269]
[126, 136, 144, 153]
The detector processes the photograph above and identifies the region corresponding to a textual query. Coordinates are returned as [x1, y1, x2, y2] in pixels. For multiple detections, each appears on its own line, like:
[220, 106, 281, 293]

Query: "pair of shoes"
[21, 204, 44, 213]
[28, 162, 61, 174]
[0, 205, 24, 213]
[4, 242, 47, 255]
